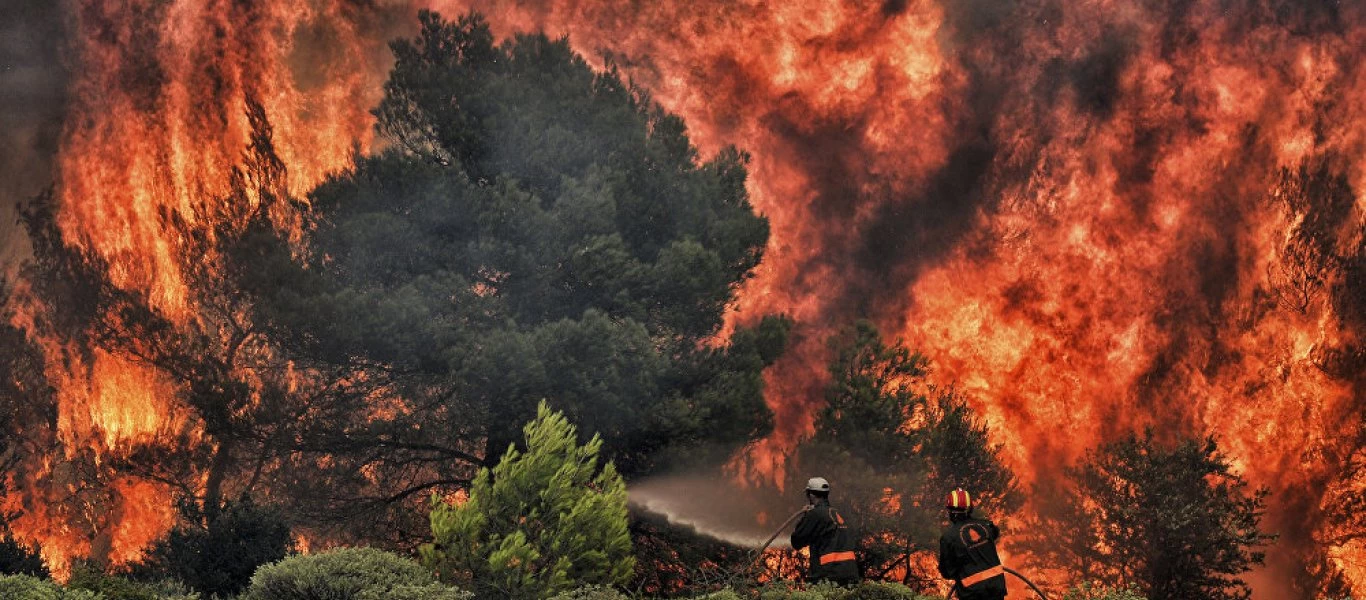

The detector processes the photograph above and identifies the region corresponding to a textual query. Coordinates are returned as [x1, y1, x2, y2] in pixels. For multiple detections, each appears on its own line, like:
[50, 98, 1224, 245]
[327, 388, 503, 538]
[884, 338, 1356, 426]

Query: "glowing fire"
[7, 0, 388, 575]
[7, 0, 1363, 596]
[446, 0, 1366, 594]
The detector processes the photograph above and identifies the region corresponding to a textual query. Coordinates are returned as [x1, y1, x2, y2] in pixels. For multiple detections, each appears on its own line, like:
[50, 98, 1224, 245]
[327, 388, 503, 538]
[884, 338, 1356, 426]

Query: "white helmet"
[805, 477, 831, 493]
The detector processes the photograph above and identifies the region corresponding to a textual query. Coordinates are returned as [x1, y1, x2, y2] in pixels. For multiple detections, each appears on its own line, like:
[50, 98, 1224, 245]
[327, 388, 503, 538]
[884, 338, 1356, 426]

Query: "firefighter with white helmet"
[790, 476, 860, 584]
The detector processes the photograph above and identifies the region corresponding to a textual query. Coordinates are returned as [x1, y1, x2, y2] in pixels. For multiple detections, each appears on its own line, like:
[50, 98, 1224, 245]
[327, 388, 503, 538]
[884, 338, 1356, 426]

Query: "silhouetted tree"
[1021, 431, 1272, 600]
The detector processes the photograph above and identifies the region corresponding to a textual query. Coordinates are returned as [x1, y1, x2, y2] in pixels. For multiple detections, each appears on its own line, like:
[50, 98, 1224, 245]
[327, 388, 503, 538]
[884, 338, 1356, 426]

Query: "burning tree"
[1021, 431, 1273, 600]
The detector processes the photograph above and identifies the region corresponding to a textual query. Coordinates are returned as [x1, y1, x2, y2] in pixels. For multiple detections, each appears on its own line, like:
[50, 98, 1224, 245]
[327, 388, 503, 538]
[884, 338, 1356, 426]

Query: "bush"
[694, 590, 743, 600]
[422, 403, 633, 600]
[745, 581, 936, 600]
[847, 580, 932, 600]
[66, 566, 198, 600]
[1062, 583, 1147, 600]
[240, 547, 470, 600]
[0, 574, 103, 600]
[135, 497, 291, 597]
[549, 585, 632, 600]
[757, 581, 824, 600]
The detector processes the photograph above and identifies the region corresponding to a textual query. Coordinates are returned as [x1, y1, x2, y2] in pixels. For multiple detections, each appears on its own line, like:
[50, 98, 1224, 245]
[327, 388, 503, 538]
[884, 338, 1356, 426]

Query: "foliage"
[743, 580, 935, 600]
[134, 497, 291, 597]
[421, 402, 633, 599]
[1060, 582, 1147, 600]
[67, 566, 197, 600]
[0, 574, 102, 600]
[845, 580, 934, 600]
[548, 584, 632, 600]
[1020, 431, 1271, 600]
[780, 321, 1018, 584]
[241, 547, 471, 600]
[238, 10, 783, 510]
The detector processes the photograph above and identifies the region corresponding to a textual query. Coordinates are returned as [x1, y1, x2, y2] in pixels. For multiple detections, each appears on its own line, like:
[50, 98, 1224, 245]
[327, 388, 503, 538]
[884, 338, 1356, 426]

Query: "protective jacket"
[790, 498, 860, 584]
[938, 516, 1007, 600]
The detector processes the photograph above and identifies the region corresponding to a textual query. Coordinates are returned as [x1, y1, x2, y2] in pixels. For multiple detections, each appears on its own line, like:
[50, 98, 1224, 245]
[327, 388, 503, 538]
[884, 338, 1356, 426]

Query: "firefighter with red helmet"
[938, 488, 1007, 599]
[790, 476, 860, 585]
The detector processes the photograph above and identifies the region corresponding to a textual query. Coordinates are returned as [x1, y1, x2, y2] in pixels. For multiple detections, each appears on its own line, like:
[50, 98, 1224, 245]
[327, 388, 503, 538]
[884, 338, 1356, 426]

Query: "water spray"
[748, 506, 810, 570]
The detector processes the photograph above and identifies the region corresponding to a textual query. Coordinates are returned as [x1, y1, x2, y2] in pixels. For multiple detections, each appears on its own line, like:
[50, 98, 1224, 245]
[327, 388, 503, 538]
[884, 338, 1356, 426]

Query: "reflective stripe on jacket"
[938, 517, 1007, 600]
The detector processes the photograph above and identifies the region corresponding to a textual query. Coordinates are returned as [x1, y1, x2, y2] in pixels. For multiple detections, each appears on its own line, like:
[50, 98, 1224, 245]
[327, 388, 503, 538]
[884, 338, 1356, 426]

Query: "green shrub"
[0, 574, 103, 599]
[422, 403, 633, 600]
[757, 581, 824, 600]
[694, 590, 744, 600]
[804, 581, 852, 600]
[847, 580, 932, 600]
[1062, 582, 1147, 600]
[747, 580, 937, 600]
[240, 547, 470, 600]
[549, 584, 632, 600]
[66, 566, 198, 600]
[66, 566, 197, 600]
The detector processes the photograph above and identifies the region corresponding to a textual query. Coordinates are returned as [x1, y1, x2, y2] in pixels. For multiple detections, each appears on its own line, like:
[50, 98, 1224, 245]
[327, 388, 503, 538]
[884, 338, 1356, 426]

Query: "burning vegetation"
[0, 0, 1363, 599]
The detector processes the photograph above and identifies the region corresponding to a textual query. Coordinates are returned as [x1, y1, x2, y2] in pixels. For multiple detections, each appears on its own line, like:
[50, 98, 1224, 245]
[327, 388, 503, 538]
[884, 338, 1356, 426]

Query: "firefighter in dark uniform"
[938, 488, 1007, 599]
[790, 476, 860, 585]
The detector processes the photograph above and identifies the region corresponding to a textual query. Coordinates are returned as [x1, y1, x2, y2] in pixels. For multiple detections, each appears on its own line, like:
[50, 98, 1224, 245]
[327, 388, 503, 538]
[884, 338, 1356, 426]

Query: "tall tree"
[1021, 431, 1272, 600]
[240, 9, 783, 480]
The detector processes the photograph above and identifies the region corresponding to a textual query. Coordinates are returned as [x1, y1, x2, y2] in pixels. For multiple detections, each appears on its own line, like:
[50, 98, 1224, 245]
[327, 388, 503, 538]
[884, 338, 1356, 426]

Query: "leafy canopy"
[240, 9, 784, 479]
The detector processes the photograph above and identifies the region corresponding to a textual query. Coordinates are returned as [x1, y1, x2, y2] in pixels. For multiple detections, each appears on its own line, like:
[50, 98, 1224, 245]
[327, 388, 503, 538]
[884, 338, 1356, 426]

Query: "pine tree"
[421, 402, 633, 599]
[1022, 431, 1272, 600]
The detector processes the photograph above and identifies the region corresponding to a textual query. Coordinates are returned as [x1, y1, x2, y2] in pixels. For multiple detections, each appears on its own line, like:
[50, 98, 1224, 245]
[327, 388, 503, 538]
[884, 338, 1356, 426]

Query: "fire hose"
[750, 508, 1049, 600]
[749, 506, 811, 570]
[946, 566, 1049, 600]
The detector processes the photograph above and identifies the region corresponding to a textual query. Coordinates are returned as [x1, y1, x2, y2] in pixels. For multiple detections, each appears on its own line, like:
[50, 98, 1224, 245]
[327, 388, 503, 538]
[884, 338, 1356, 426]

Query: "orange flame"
[8, 1, 1362, 595]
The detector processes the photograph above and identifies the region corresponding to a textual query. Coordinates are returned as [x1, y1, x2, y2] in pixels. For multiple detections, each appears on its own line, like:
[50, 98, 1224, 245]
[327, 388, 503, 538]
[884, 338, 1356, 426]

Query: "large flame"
[439, 0, 1365, 594]
[7, 0, 1363, 595]
[7, 0, 394, 575]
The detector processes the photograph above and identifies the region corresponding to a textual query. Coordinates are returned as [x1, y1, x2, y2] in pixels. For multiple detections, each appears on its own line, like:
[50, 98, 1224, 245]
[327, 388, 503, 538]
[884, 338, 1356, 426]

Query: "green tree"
[1021, 431, 1272, 600]
[234, 9, 785, 536]
[784, 321, 1018, 586]
[421, 402, 633, 599]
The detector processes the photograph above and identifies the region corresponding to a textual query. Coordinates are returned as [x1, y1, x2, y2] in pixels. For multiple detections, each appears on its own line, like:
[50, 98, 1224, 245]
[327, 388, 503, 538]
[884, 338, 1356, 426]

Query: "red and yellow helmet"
[946, 488, 973, 511]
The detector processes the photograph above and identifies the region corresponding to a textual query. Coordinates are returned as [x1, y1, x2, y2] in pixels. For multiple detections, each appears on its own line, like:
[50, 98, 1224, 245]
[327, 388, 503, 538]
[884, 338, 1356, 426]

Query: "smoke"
[0, 0, 68, 272]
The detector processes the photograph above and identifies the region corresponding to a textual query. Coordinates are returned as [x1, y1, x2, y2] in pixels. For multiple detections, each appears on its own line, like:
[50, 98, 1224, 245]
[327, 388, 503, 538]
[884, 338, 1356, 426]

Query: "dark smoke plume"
[0, 0, 67, 270]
